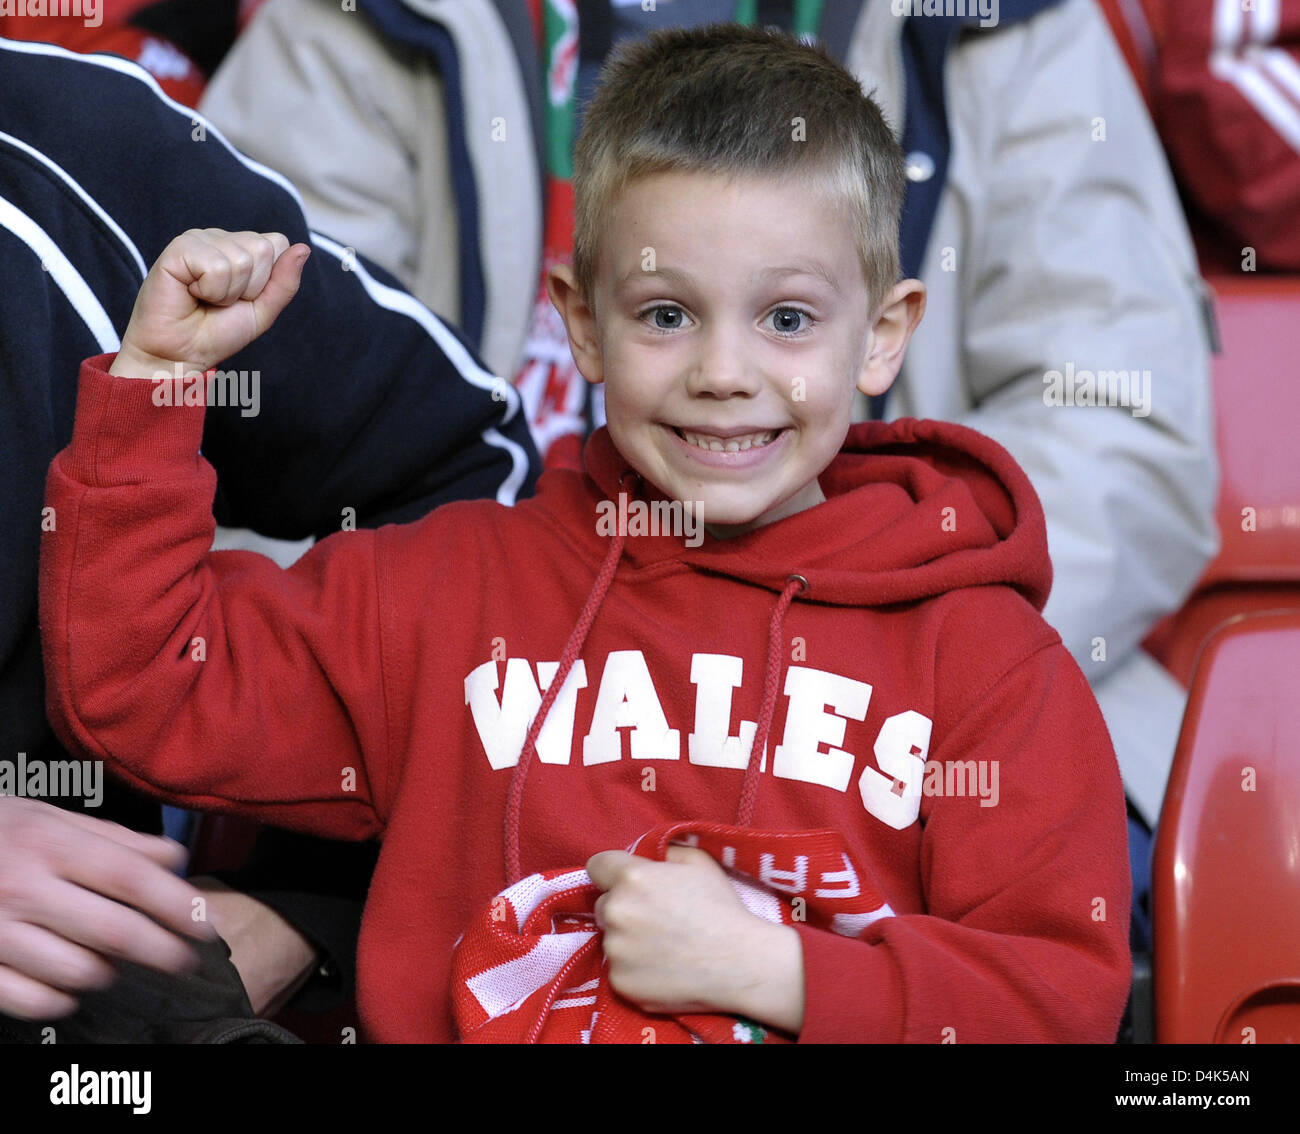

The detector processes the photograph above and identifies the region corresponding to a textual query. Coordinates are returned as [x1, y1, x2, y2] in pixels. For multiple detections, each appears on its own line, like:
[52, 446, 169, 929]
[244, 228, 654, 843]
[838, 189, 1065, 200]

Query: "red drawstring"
[735, 574, 808, 827]
[503, 472, 809, 880]
[503, 477, 634, 885]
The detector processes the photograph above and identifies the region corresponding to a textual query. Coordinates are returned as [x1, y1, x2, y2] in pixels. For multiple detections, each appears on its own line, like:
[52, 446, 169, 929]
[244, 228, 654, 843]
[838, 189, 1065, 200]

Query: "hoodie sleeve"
[793, 641, 1132, 1044]
[40, 357, 397, 842]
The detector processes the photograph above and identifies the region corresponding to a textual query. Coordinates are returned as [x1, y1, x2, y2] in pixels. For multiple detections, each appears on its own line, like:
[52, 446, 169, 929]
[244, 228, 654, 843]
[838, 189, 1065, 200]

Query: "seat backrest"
[1198, 276, 1300, 588]
[1153, 609, 1300, 1043]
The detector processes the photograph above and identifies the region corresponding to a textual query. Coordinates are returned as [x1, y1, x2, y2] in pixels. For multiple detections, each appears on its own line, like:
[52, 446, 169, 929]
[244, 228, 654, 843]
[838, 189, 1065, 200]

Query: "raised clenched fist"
[109, 228, 309, 380]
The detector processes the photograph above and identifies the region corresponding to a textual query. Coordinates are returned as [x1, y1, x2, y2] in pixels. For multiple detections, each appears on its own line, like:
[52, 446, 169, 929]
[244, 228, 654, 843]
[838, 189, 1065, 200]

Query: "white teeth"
[679, 429, 777, 452]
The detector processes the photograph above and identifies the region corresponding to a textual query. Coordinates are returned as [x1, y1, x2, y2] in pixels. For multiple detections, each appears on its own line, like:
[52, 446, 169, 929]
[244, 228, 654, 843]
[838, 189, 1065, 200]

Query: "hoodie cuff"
[794, 922, 905, 1043]
[63, 354, 208, 488]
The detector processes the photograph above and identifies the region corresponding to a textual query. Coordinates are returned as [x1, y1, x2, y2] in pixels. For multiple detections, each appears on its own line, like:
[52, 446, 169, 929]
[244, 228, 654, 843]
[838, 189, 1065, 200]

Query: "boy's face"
[548, 170, 923, 538]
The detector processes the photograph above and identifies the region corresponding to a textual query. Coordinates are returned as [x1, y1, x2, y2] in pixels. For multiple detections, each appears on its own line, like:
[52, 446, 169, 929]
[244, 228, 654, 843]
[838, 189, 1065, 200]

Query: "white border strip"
[1213, 0, 1243, 52]
[0, 193, 119, 353]
[309, 233, 529, 506]
[1251, 0, 1281, 44]
[0, 128, 147, 279]
[1210, 50, 1300, 154]
[1257, 45, 1300, 116]
[0, 36, 305, 207]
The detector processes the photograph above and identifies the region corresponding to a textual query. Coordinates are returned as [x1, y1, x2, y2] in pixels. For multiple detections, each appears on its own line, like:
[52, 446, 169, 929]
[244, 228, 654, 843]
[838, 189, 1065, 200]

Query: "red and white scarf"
[451, 821, 894, 1044]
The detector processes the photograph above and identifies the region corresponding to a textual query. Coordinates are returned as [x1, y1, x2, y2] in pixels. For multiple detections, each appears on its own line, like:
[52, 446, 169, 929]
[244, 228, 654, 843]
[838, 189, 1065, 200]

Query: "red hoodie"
[41, 356, 1132, 1043]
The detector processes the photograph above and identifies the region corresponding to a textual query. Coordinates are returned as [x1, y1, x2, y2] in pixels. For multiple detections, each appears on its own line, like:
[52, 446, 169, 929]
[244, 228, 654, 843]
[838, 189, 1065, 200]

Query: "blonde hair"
[571, 22, 906, 314]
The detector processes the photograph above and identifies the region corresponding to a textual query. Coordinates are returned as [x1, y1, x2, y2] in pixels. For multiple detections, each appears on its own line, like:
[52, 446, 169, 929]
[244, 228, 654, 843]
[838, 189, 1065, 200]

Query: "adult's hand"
[0, 796, 219, 1020]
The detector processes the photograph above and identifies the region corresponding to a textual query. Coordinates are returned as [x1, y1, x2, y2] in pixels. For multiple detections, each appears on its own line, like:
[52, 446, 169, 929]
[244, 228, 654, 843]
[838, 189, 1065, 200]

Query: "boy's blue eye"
[770, 307, 811, 335]
[639, 305, 812, 335]
[646, 305, 685, 331]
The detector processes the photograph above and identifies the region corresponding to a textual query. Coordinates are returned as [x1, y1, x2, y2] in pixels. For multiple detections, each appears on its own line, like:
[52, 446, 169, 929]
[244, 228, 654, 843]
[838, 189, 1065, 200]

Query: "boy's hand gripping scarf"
[451, 821, 895, 1044]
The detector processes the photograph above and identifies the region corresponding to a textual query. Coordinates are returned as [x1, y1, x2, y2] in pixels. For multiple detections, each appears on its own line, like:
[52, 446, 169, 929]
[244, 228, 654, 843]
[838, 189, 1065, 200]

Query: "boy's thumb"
[253, 243, 310, 330]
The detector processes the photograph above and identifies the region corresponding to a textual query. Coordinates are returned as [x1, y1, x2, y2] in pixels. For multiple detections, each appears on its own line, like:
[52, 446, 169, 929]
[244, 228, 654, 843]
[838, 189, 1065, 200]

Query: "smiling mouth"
[672, 427, 784, 453]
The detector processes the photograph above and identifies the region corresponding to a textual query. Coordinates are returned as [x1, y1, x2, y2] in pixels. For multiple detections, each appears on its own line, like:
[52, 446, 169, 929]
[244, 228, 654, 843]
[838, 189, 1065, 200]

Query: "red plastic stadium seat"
[1143, 275, 1300, 684]
[1196, 276, 1300, 589]
[1144, 584, 1300, 689]
[1152, 610, 1300, 1043]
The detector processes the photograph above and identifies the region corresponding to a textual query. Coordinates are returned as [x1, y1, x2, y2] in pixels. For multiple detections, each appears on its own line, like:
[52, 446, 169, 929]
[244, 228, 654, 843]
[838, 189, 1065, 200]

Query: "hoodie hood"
[581, 417, 1053, 612]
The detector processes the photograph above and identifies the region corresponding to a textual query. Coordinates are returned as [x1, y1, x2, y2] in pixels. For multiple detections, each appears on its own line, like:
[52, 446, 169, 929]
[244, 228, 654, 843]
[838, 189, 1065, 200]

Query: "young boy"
[40, 24, 1131, 1042]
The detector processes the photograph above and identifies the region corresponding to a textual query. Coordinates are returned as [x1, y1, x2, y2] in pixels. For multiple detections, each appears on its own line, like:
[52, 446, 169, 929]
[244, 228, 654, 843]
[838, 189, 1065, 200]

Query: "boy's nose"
[685, 328, 762, 399]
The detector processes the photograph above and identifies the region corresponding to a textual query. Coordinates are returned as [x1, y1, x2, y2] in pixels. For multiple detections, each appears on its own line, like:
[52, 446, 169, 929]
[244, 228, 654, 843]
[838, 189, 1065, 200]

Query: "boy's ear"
[545, 264, 604, 385]
[856, 278, 926, 398]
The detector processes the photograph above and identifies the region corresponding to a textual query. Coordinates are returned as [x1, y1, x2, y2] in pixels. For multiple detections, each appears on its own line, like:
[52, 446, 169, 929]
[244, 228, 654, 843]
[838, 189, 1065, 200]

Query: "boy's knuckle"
[620, 862, 649, 890]
[600, 892, 626, 926]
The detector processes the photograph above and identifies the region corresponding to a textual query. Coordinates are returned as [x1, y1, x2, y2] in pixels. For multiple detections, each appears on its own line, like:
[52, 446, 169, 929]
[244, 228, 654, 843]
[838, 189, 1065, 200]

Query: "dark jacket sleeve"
[2, 36, 539, 1017]
[0, 36, 539, 539]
